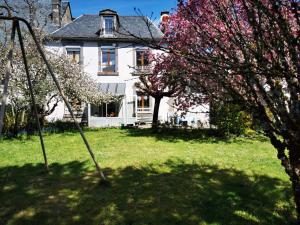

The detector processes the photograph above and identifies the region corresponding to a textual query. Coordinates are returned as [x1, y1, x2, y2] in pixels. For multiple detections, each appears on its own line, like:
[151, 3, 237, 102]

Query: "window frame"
[136, 50, 149, 67]
[91, 101, 121, 118]
[134, 48, 151, 74]
[103, 16, 114, 36]
[99, 45, 117, 74]
[66, 47, 81, 65]
[136, 92, 151, 112]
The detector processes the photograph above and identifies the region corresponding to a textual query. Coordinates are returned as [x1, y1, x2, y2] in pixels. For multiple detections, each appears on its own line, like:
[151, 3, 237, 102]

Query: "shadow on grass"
[3, 127, 269, 144]
[123, 128, 267, 144]
[0, 160, 295, 225]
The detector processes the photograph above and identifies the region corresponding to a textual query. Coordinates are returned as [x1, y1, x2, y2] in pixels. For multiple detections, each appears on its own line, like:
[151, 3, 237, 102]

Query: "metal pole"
[16, 22, 49, 171]
[20, 17, 106, 181]
[0, 19, 16, 135]
[0, 13, 107, 181]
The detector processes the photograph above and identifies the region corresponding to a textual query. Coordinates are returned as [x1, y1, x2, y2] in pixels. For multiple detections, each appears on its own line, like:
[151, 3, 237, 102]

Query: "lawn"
[0, 128, 296, 225]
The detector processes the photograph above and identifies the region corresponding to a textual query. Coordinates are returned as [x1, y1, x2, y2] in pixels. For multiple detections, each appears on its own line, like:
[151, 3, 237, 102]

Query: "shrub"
[44, 120, 86, 133]
[209, 101, 253, 136]
[2, 105, 27, 137]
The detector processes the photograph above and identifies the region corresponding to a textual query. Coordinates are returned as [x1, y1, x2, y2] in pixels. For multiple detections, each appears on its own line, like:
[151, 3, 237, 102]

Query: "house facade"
[45, 4, 210, 127]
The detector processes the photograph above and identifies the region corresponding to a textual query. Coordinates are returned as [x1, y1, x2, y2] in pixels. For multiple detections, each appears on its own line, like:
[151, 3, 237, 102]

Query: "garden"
[0, 129, 296, 225]
[1, 0, 299, 224]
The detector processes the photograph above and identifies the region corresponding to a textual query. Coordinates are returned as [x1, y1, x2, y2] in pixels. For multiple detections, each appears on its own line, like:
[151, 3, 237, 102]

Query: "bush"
[210, 101, 254, 136]
[44, 120, 86, 133]
[2, 106, 15, 135]
[2, 105, 27, 137]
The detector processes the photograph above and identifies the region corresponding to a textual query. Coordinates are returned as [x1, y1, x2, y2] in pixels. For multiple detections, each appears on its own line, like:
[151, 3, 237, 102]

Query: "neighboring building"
[50, 0, 73, 29]
[0, 0, 72, 118]
[0, 0, 72, 33]
[46, 7, 210, 127]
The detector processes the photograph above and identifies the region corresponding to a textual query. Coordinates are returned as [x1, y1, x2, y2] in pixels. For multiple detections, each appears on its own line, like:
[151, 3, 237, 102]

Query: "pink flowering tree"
[135, 52, 185, 128]
[156, 0, 300, 220]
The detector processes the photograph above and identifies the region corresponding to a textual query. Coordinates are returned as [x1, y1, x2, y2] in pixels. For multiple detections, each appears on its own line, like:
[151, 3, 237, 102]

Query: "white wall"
[45, 41, 210, 127]
[46, 101, 64, 122]
[45, 42, 66, 122]
[83, 42, 99, 79]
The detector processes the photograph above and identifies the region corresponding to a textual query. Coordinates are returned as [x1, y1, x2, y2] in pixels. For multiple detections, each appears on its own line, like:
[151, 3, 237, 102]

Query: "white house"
[45, 3, 209, 127]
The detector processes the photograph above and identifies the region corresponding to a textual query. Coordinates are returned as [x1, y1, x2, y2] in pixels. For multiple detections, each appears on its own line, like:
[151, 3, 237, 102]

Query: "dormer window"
[99, 9, 119, 37]
[104, 16, 114, 35]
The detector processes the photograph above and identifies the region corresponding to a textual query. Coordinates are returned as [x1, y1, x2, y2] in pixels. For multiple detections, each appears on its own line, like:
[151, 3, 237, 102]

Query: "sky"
[69, 0, 178, 20]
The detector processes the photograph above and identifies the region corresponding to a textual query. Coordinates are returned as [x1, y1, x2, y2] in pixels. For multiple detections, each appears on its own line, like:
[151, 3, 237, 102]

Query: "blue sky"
[69, 0, 178, 20]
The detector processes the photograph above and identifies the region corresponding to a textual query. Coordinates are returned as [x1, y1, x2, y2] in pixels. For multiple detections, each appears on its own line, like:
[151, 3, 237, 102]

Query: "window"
[91, 101, 120, 117]
[136, 49, 149, 69]
[104, 16, 114, 35]
[100, 48, 116, 73]
[66, 48, 81, 64]
[137, 92, 150, 111]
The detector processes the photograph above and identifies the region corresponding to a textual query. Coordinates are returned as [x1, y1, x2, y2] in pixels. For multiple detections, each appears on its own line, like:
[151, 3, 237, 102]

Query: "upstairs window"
[66, 48, 81, 64]
[99, 9, 118, 37]
[136, 49, 150, 71]
[104, 16, 114, 35]
[100, 48, 116, 73]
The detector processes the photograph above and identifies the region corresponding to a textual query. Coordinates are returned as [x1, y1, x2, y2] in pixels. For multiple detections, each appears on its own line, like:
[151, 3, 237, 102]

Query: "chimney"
[52, 0, 61, 26]
[160, 11, 169, 23]
[160, 11, 169, 33]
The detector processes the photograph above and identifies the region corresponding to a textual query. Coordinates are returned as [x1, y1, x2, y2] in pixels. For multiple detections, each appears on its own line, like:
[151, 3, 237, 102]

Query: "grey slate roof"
[99, 83, 126, 95]
[50, 14, 163, 40]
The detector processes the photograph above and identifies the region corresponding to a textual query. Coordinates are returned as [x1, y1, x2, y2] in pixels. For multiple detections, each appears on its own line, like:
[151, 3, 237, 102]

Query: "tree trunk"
[271, 134, 300, 223]
[20, 109, 25, 125]
[289, 146, 300, 224]
[26, 107, 35, 137]
[12, 111, 19, 137]
[152, 97, 162, 129]
[291, 177, 300, 224]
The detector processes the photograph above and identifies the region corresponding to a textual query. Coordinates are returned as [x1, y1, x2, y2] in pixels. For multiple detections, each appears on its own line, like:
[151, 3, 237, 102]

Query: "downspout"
[87, 103, 90, 127]
[124, 96, 126, 126]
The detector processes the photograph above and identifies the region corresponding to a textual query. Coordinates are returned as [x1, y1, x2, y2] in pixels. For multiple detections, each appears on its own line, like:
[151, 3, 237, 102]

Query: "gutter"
[45, 36, 162, 42]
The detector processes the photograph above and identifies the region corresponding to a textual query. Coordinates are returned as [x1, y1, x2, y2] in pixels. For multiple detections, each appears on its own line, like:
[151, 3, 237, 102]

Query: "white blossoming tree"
[0, 34, 116, 135]
[0, 0, 116, 135]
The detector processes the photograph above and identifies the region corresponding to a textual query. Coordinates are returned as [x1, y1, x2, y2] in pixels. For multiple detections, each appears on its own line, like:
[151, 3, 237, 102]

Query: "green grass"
[0, 128, 296, 225]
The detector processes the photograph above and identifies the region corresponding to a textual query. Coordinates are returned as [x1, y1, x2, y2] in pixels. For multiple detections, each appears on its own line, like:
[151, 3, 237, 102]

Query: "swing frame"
[0, 5, 107, 181]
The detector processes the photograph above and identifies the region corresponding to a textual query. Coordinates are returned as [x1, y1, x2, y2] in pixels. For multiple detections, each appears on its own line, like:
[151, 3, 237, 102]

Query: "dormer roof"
[99, 9, 117, 16]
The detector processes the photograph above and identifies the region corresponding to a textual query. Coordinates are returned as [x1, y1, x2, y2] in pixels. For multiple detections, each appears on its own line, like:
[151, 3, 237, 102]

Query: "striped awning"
[98, 83, 126, 96]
